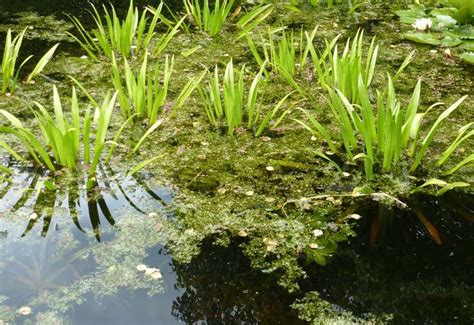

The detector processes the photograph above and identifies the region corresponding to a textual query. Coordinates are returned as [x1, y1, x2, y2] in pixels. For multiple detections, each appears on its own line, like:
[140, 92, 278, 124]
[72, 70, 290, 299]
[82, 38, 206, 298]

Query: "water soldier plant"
[0, 85, 117, 173]
[68, 1, 182, 60]
[111, 52, 205, 124]
[183, 0, 235, 36]
[1, 28, 58, 94]
[198, 60, 293, 136]
[296, 72, 472, 183]
[246, 26, 317, 94]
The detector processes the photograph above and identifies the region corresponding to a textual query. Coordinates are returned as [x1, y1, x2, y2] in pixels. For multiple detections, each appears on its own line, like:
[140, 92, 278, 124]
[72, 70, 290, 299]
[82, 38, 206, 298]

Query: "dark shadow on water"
[69, 240, 304, 324]
[171, 239, 305, 324]
[300, 192, 474, 323]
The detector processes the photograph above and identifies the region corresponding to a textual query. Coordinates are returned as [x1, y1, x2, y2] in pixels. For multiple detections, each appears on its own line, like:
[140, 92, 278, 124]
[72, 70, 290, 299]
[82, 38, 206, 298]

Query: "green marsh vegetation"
[0, 0, 472, 323]
[1, 28, 58, 94]
[68, 1, 183, 60]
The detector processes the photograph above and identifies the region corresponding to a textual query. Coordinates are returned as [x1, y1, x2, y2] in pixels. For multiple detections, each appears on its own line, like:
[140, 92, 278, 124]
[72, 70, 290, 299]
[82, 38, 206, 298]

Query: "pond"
[0, 0, 473, 323]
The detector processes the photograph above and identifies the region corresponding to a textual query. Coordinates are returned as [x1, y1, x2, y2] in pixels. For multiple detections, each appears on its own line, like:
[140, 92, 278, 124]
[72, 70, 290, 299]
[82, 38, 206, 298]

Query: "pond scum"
[0, 0, 473, 323]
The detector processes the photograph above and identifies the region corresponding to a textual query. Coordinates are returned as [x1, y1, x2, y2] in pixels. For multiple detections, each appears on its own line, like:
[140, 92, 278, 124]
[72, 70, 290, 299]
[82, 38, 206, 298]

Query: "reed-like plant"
[183, 0, 235, 36]
[307, 30, 378, 104]
[236, 3, 274, 39]
[111, 52, 205, 124]
[247, 26, 317, 95]
[199, 60, 291, 136]
[296, 74, 471, 180]
[0, 85, 117, 174]
[68, 1, 181, 60]
[1, 28, 58, 94]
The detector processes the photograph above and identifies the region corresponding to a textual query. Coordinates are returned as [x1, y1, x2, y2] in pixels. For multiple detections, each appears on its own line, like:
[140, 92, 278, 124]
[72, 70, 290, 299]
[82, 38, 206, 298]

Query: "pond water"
[0, 0, 473, 323]
[0, 165, 301, 324]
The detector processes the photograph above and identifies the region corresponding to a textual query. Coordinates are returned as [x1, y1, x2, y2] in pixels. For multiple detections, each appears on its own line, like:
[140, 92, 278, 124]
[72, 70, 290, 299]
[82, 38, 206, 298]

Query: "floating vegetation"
[395, 2, 474, 63]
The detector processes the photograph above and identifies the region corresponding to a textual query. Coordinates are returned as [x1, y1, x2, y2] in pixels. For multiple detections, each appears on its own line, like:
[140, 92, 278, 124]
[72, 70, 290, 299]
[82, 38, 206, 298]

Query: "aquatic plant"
[111, 52, 204, 124]
[68, 1, 180, 60]
[246, 26, 317, 95]
[296, 73, 472, 180]
[395, 3, 474, 62]
[183, 0, 235, 36]
[0, 85, 118, 174]
[307, 30, 380, 104]
[198, 60, 292, 136]
[236, 3, 274, 39]
[1, 28, 58, 94]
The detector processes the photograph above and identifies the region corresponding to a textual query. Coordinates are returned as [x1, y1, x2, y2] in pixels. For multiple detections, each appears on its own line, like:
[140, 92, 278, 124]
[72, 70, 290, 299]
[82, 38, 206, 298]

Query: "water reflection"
[171, 240, 304, 324]
[0, 159, 172, 241]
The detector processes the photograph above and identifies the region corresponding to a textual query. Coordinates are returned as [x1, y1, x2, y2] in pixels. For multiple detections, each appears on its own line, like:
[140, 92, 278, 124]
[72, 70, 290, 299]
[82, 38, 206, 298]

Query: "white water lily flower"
[412, 18, 433, 31]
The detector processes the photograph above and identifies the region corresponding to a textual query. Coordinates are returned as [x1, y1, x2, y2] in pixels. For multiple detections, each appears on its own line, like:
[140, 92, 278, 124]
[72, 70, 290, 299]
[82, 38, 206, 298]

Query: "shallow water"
[0, 164, 301, 324]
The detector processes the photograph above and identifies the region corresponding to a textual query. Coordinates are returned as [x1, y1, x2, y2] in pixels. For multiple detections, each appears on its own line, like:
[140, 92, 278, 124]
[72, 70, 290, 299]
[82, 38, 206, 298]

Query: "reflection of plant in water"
[0, 160, 170, 241]
[294, 203, 474, 324]
[29, 215, 166, 314]
[2, 233, 86, 299]
[171, 240, 302, 324]
[0, 214, 167, 323]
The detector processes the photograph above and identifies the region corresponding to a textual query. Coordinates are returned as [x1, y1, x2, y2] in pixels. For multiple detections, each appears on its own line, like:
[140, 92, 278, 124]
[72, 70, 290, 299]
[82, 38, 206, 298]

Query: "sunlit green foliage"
[183, 0, 235, 36]
[1, 28, 58, 94]
[111, 52, 205, 124]
[296, 73, 471, 179]
[0, 85, 117, 174]
[198, 60, 292, 136]
[68, 1, 181, 60]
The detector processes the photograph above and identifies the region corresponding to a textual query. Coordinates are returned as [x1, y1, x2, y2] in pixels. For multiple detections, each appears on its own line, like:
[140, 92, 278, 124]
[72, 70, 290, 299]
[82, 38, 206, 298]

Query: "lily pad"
[460, 52, 474, 64]
[445, 25, 474, 39]
[395, 5, 426, 19]
[461, 40, 474, 50]
[403, 33, 462, 47]
[403, 32, 442, 45]
[439, 36, 463, 46]
[430, 8, 457, 17]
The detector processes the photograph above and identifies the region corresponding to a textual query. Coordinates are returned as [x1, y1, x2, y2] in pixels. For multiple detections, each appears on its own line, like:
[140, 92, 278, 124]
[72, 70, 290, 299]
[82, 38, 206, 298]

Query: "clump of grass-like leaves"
[307, 30, 379, 103]
[184, 0, 235, 36]
[247, 26, 316, 87]
[296, 73, 472, 180]
[68, 1, 181, 60]
[198, 60, 292, 136]
[111, 52, 205, 124]
[1, 28, 58, 94]
[0, 85, 117, 174]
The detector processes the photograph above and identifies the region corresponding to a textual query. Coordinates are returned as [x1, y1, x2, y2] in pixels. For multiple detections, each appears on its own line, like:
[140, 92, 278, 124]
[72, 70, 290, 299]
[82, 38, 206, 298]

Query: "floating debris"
[348, 213, 362, 220]
[18, 306, 32, 316]
[312, 229, 323, 237]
